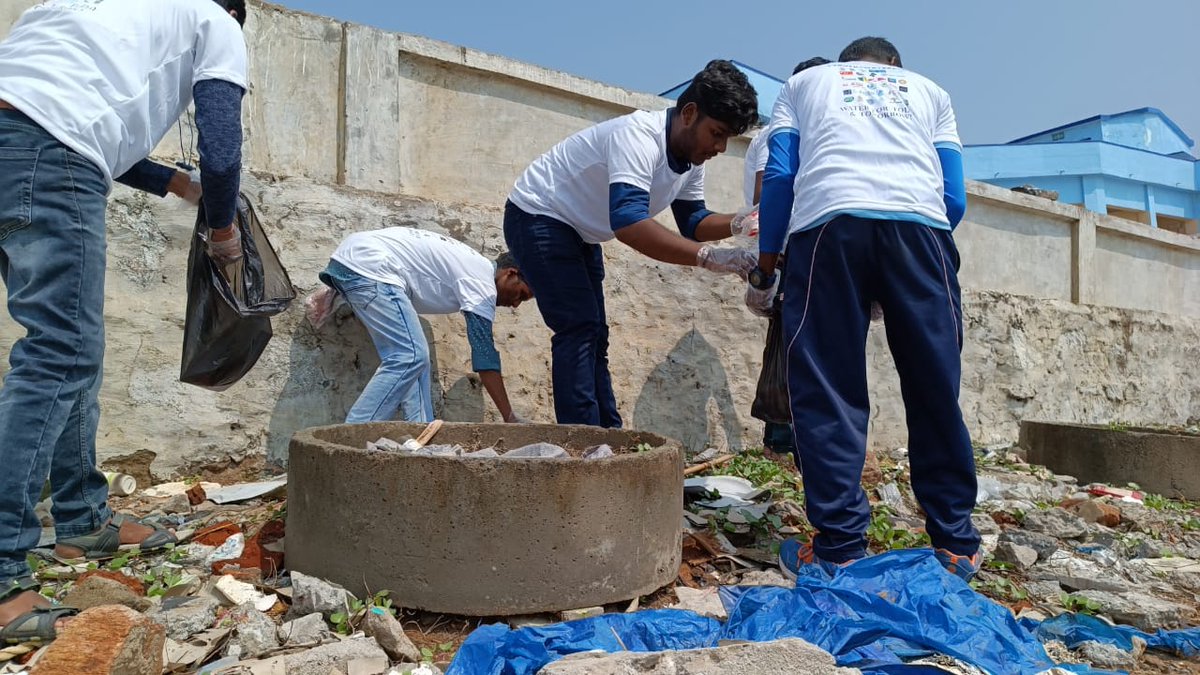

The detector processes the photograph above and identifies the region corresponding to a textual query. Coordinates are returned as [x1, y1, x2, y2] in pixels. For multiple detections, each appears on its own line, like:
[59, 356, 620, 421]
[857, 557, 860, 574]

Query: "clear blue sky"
[276, 0, 1199, 148]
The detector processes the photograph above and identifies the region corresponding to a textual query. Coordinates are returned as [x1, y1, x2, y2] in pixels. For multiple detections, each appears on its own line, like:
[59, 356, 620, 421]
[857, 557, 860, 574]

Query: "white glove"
[505, 411, 531, 424]
[206, 223, 243, 267]
[745, 279, 777, 318]
[182, 169, 202, 205]
[730, 205, 759, 238]
[696, 246, 756, 279]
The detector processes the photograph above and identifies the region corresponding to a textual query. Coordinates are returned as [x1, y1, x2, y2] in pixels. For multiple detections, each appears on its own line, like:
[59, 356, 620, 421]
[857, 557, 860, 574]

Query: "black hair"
[676, 60, 758, 136]
[793, 57, 832, 75]
[212, 0, 247, 27]
[495, 251, 520, 274]
[839, 37, 902, 67]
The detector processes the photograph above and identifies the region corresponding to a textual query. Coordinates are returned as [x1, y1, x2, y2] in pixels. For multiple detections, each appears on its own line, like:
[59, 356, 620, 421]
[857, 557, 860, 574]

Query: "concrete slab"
[1021, 421, 1200, 499]
[286, 422, 683, 615]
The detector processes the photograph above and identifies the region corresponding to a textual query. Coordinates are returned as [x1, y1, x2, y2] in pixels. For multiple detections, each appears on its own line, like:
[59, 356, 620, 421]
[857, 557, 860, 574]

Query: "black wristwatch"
[748, 265, 777, 290]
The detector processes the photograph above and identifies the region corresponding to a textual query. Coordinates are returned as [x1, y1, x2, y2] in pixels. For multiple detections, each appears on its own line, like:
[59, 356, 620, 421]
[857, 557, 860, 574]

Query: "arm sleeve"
[759, 129, 800, 255]
[759, 86, 801, 255]
[464, 311, 502, 373]
[609, 182, 651, 231]
[193, 78, 245, 230]
[936, 143, 967, 229]
[115, 159, 175, 196]
[669, 199, 713, 241]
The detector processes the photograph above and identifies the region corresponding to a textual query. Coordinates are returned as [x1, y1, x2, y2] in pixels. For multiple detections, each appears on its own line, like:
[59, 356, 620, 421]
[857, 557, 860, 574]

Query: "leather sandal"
[0, 577, 77, 645]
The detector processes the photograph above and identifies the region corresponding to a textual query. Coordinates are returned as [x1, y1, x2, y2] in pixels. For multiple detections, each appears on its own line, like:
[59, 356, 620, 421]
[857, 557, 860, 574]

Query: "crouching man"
[320, 228, 533, 424]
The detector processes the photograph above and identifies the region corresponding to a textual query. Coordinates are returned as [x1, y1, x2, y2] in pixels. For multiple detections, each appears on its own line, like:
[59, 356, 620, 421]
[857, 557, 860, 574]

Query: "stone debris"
[278, 612, 330, 647]
[1077, 639, 1143, 669]
[992, 541, 1038, 571]
[61, 573, 153, 612]
[502, 443, 570, 458]
[363, 606, 422, 663]
[287, 570, 353, 620]
[1074, 590, 1190, 632]
[538, 638, 861, 674]
[998, 529, 1059, 561]
[1023, 508, 1089, 540]
[31, 605, 165, 675]
[222, 603, 281, 659]
[149, 595, 221, 640]
[672, 586, 727, 620]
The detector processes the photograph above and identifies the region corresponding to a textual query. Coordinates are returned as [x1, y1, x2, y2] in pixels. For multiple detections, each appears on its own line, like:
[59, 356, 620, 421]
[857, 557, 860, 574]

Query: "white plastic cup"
[105, 472, 137, 497]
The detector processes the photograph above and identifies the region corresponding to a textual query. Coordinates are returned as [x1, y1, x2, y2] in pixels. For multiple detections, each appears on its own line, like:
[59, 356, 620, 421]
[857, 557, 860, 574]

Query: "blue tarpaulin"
[445, 549, 1133, 675]
[1022, 612, 1200, 658]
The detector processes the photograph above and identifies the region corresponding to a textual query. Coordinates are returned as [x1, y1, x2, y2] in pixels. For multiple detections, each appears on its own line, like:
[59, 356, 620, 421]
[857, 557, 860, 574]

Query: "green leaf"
[420, 647, 435, 660]
[330, 612, 346, 624]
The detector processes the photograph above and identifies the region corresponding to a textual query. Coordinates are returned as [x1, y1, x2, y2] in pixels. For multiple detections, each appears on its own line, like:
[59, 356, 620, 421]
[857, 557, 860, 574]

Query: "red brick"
[32, 605, 164, 675]
[76, 570, 145, 596]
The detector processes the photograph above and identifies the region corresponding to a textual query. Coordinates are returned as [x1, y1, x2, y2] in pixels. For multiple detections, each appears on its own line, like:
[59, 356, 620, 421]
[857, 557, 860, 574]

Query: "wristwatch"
[748, 265, 777, 290]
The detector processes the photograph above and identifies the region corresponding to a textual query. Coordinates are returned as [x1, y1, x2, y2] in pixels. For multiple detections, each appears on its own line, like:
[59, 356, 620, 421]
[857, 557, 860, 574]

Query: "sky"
[275, 0, 1200, 148]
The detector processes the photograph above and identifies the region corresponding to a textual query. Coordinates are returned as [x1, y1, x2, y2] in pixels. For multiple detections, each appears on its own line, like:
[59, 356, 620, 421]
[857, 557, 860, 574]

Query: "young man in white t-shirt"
[750, 37, 981, 581]
[0, 0, 249, 643]
[505, 60, 760, 427]
[320, 228, 534, 425]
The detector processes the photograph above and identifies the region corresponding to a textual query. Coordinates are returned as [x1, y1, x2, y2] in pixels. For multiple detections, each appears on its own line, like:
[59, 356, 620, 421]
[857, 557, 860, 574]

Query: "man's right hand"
[696, 246, 756, 279]
[504, 410, 531, 424]
[207, 223, 243, 266]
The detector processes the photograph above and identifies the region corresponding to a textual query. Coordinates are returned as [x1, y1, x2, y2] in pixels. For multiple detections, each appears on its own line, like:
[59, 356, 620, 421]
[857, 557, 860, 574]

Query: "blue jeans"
[782, 215, 980, 563]
[502, 201, 621, 427]
[321, 260, 434, 423]
[0, 110, 113, 584]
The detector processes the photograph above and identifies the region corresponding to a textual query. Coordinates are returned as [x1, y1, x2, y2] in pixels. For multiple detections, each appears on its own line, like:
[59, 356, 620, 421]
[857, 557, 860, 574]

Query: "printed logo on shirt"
[837, 65, 914, 120]
[33, 0, 105, 11]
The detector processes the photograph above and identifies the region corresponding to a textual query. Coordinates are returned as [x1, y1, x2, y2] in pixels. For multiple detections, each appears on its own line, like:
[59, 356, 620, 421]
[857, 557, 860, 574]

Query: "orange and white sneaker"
[778, 539, 860, 580]
[935, 548, 983, 581]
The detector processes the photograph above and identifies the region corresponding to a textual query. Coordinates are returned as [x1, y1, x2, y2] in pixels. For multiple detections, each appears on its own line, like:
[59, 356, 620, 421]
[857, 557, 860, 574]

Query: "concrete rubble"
[3, 436, 1199, 675]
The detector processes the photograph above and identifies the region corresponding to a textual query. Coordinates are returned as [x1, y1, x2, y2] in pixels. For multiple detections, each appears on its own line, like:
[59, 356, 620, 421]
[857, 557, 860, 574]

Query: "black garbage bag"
[751, 259, 789, 425]
[180, 193, 295, 390]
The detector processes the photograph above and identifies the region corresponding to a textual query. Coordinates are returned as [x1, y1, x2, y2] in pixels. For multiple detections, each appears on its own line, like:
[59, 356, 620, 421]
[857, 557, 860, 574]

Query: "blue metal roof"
[659, 60, 785, 126]
[1008, 107, 1195, 149]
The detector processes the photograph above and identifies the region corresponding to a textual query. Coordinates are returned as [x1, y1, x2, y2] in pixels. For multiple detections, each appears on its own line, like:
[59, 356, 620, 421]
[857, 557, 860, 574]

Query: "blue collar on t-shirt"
[664, 108, 692, 175]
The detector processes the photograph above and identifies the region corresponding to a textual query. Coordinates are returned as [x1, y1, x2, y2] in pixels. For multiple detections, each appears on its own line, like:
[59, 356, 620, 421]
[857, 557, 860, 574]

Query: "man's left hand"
[745, 281, 776, 318]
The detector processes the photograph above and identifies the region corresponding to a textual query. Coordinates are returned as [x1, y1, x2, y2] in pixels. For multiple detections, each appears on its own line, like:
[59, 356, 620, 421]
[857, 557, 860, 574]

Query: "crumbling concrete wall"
[1, 0, 1198, 475]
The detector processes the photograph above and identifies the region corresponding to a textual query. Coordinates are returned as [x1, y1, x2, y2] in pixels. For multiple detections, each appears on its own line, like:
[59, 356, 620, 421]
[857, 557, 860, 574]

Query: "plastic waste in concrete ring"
[286, 422, 684, 616]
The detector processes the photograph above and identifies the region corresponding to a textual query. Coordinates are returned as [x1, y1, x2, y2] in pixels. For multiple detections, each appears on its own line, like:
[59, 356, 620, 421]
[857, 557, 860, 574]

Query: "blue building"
[965, 108, 1199, 235]
[660, 61, 784, 126]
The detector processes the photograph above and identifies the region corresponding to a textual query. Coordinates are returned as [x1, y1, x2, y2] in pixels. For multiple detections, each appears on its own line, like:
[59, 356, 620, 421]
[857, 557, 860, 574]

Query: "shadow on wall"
[632, 328, 742, 452]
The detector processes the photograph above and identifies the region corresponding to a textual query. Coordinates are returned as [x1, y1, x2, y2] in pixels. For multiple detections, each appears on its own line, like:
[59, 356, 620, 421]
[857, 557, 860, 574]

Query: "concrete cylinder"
[286, 422, 683, 615]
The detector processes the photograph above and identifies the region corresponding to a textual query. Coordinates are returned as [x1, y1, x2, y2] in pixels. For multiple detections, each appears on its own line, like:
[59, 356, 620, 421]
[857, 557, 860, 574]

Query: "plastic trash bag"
[180, 194, 295, 390]
[750, 307, 790, 425]
[502, 443, 570, 459]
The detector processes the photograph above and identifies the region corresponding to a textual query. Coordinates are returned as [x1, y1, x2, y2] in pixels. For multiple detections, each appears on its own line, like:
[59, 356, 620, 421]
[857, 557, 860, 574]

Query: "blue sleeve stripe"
[936, 145, 967, 229]
[934, 140, 963, 151]
[609, 182, 651, 231]
[670, 199, 711, 240]
[464, 311, 502, 373]
[759, 129, 800, 255]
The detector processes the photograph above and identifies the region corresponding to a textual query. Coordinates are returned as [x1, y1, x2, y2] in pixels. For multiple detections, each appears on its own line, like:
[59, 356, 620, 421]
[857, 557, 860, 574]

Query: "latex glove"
[505, 410, 531, 424]
[182, 169, 202, 205]
[206, 223, 243, 267]
[730, 205, 759, 238]
[870, 301, 884, 323]
[745, 280, 777, 318]
[696, 245, 756, 279]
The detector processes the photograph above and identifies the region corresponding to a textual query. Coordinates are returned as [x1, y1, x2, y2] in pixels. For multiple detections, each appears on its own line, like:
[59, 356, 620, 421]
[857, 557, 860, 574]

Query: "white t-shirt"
[769, 61, 960, 234]
[332, 228, 498, 322]
[0, 0, 249, 189]
[508, 109, 705, 244]
[743, 129, 769, 207]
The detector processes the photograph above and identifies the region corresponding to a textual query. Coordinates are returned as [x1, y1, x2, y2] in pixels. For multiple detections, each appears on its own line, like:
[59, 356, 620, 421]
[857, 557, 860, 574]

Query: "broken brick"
[192, 521, 240, 547]
[77, 569, 146, 596]
[32, 605, 164, 675]
[211, 519, 285, 577]
[186, 484, 208, 505]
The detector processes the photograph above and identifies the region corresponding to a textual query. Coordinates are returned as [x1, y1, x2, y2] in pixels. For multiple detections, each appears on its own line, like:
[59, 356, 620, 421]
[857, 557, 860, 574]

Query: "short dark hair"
[495, 251, 520, 274]
[839, 37, 902, 67]
[212, 0, 247, 27]
[793, 57, 832, 75]
[676, 60, 758, 136]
